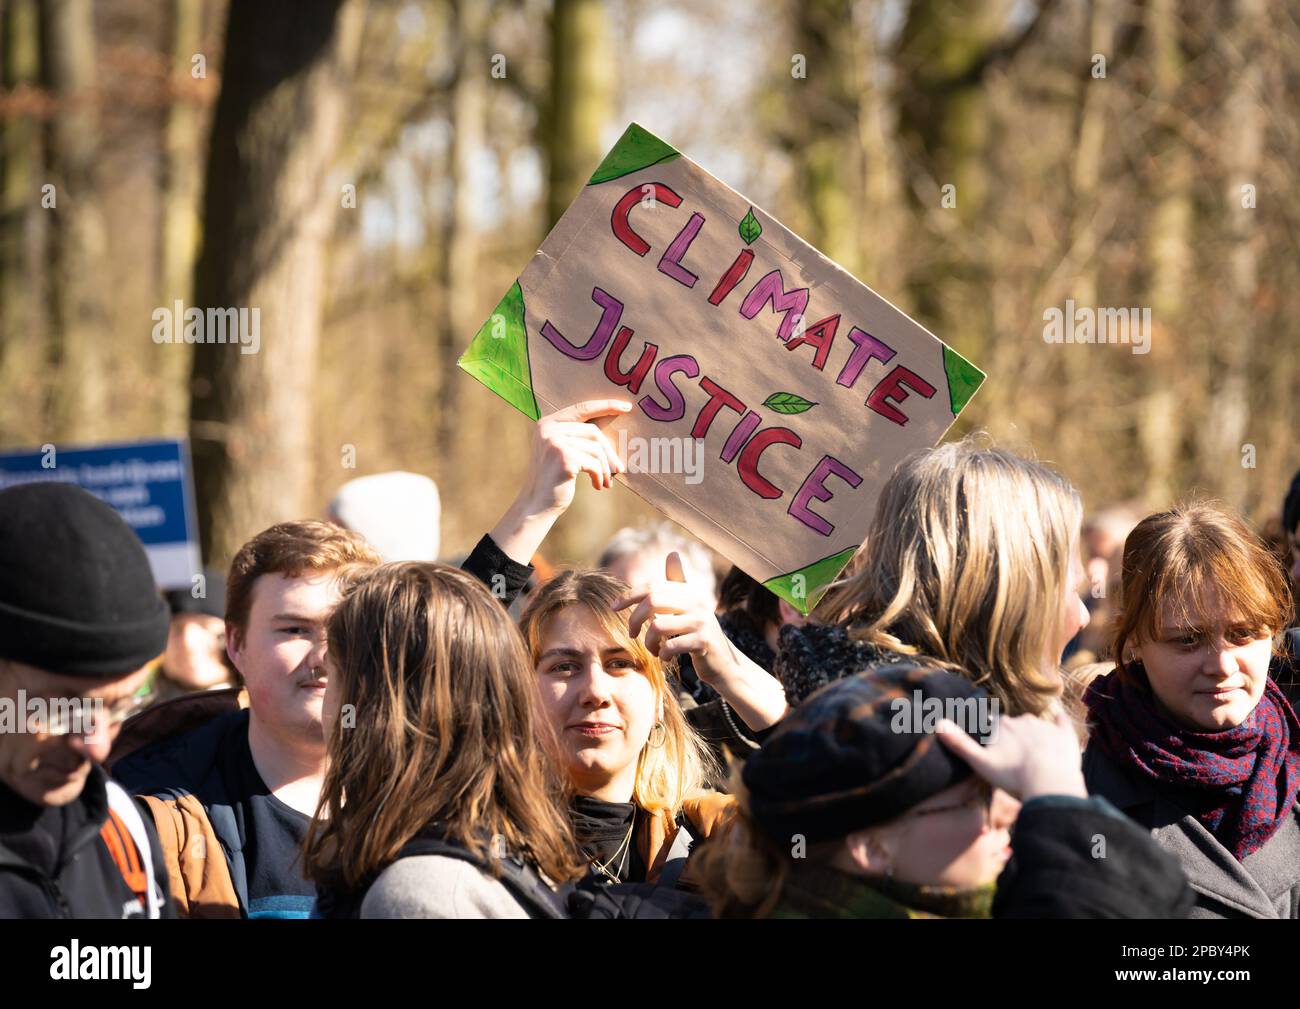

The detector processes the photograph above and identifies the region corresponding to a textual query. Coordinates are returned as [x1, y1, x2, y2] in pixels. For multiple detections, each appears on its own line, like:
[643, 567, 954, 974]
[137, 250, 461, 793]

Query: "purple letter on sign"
[541, 287, 623, 361]
[789, 455, 863, 536]
[658, 212, 706, 289]
[739, 270, 810, 343]
[835, 327, 896, 390]
[638, 355, 700, 422]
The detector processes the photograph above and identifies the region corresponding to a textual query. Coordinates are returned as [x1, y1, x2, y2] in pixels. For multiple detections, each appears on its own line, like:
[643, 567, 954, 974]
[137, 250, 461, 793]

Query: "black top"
[570, 796, 647, 884]
[228, 725, 315, 919]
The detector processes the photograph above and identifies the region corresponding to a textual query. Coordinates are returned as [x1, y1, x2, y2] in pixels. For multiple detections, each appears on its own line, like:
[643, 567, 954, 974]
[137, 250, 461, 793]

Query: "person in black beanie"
[156, 568, 238, 701]
[0, 481, 174, 917]
[694, 664, 1194, 919]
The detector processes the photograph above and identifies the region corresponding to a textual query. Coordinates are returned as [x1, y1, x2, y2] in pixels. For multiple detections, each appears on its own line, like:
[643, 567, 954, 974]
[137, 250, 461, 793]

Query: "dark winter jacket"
[1083, 744, 1300, 918]
[992, 794, 1193, 917]
[0, 764, 173, 919]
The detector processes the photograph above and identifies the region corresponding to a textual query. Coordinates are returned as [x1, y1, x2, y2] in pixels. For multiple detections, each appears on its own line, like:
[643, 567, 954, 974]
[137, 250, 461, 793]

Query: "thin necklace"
[587, 811, 636, 884]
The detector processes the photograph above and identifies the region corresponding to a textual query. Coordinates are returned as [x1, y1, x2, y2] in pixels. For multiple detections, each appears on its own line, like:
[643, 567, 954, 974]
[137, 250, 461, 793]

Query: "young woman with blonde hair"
[1083, 502, 1300, 918]
[304, 563, 587, 918]
[518, 569, 737, 888]
[781, 434, 1091, 717]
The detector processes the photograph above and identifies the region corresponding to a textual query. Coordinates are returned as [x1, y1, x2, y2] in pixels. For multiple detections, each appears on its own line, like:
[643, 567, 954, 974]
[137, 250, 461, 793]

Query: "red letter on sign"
[738, 427, 802, 500]
[865, 366, 936, 426]
[611, 183, 683, 257]
[691, 377, 746, 441]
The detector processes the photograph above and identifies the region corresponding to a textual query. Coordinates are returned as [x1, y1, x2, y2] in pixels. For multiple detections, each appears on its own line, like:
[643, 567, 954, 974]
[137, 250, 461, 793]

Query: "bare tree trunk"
[544, 0, 614, 228]
[540, 0, 615, 563]
[893, 0, 1030, 376]
[1137, 0, 1191, 506]
[188, 0, 364, 565]
[852, 0, 905, 296]
[39, 0, 108, 439]
[777, 0, 863, 277]
[0, 0, 45, 442]
[158, 0, 205, 433]
[435, 0, 489, 464]
[1199, 0, 1265, 507]
[1055, 0, 1116, 466]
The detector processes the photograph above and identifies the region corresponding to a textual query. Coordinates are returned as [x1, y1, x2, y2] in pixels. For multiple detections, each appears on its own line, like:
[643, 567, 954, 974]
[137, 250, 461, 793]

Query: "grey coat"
[1083, 745, 1300, 919]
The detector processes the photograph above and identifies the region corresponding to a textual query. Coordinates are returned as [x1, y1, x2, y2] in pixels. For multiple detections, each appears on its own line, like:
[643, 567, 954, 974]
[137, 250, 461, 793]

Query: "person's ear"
[843, 826, 893, 877]
[225, 621, 245, 672]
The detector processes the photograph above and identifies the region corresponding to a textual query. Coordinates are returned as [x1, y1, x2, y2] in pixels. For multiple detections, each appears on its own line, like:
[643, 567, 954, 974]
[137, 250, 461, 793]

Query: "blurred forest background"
[0, 0, 1296, 571]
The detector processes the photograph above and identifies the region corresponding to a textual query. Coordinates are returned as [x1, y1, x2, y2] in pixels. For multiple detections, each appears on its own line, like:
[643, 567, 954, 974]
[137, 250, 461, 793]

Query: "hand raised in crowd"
[620, 551, 735, 672]
[616, 552, 790, 731]
[490, 399, 631, 564]
[936, 708, 1088, 802]
[522, 399, 631, 508]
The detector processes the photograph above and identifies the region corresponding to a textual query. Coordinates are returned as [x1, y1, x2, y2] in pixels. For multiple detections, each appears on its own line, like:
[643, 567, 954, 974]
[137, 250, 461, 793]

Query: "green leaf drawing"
[739, 206, 762, 245]
[763, 391, 817, 415]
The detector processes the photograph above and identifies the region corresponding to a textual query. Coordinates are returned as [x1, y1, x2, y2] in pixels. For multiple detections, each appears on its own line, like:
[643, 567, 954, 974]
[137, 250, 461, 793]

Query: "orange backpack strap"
[100, 808, 149, 899]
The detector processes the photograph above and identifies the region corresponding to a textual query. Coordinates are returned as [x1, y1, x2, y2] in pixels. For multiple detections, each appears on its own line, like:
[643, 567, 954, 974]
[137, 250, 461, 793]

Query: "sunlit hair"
[692, 773, 833, 918]
[517, 569, 719, 822]
[226, 520, 381, 645]
[819, 434, 1083, 716]
[302, 563, 586, 890]
[1111, 502, 1293, 690]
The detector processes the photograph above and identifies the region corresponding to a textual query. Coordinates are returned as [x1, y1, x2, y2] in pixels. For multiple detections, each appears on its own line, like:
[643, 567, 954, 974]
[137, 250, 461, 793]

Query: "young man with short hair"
[114, 520, 381, 918]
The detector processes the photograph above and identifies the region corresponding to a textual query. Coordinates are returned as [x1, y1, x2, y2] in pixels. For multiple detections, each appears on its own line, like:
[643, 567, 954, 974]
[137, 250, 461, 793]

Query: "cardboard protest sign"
[459, 123, 984, 613]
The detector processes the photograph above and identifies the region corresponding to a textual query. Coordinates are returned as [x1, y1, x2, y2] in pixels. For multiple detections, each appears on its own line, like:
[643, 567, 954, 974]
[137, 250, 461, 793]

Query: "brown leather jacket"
[640, 792, 736, 886]
[107, 688, 249, 918]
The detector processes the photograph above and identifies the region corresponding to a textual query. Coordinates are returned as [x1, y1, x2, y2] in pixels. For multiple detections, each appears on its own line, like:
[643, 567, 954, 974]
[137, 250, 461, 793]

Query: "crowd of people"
[2, 396, 1298, 919]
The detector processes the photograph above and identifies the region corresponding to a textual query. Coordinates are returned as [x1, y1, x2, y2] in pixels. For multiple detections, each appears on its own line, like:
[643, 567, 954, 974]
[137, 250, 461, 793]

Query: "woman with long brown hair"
[1083, 502, 1300, 918]
[304, 563, 586, 918]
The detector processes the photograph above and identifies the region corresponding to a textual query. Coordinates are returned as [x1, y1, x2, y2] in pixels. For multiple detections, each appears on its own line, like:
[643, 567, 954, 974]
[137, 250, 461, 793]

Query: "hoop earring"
[647, 722, 667, 748]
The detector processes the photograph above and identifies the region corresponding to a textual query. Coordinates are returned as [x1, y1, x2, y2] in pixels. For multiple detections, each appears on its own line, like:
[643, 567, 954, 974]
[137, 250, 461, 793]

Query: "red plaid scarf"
[1085, 669, 1300, 860]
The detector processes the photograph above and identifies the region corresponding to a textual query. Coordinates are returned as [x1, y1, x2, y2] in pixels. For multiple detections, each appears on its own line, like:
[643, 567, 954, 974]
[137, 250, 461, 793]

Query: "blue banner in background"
[0, 438, 201, 590]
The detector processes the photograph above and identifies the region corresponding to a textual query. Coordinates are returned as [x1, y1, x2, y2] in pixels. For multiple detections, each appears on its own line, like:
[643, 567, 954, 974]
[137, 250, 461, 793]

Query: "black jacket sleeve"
[459, 534, 535, 608]
[992, 794, 1194, 919]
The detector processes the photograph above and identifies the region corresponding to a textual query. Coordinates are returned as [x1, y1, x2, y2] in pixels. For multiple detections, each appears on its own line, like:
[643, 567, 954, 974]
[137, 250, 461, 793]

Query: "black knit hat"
[0, 482, 170, 678]
[742, 664, 994, 844]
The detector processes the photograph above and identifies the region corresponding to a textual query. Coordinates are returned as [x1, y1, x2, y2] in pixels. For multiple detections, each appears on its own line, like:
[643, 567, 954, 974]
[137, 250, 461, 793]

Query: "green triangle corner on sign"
[942, 344, 984, 416]
[458, 280, 541, 421]
[762, 545, 860, 616]
[587, 123, 681, 186]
